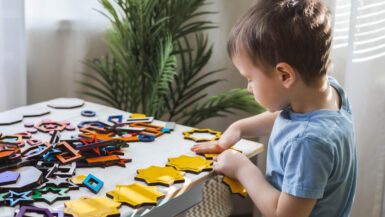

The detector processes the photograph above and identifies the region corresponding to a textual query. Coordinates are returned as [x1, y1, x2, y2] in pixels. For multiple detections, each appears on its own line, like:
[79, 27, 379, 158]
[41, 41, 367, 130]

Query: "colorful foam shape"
[222, 176, 247, 198]
[135, 166, 185, 187]
[0, 171, 20, 185]
[166, 155, 213, 174]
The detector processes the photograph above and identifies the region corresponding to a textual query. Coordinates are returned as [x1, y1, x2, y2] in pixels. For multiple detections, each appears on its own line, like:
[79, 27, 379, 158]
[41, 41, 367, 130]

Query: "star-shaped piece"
[222, 176, 247, 198]
[183, 128, 221, 142]
[32, 186, 70, 204]
[106, 183, 165, 208]
[64, 196, 121, 217]
[166, 155, 213, 174]
[135, 166, 185, 187]
[0, 192, 9, 205]
[40, 176, 79, 190]
[5, 190, 33, 206]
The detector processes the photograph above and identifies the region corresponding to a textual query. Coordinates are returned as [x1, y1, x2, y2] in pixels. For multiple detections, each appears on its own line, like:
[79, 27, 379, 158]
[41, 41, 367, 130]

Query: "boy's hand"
[212, 149, 250, 179]
[190, 123, 242, 154]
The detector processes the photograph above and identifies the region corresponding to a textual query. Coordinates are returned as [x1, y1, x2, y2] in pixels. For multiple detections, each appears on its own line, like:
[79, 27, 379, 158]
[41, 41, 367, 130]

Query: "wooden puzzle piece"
[135, 166, 185, 187]
[85, 155, 120, 166]
[0, 112, 23, 125]
[0, 171, 20, 185]
[55, 141, 82, 164]
[108, 115, 123, 124]
[83, 174, 103, 194]
[0, 192, 9, 205]
[40, 176, 79, 190]
[16, 206, 54, 217]
[4, 190, 33, 207]
[81, 110, 96, 117]
[0, 166, 43, 192]
[35, 121, 67, 133]
[126, 116, 154, 124]
[0, 134, 23, 143]
[104, 157, 132, 168]
[64, 196, 121, 217]
[183, 128, 221, 142]
[21, 142, 53, 160]
[166, 155, 213, 174]
[222, 176, 247, 198]
[78, 120, 110, 129]
[70, 175, 87, 185]
[32, 186, 70, 204]
[106, 183, 165, 208]
[47, 98, 84, 109]
[17, 105, 50, 117]
[130, 113, 146, 118]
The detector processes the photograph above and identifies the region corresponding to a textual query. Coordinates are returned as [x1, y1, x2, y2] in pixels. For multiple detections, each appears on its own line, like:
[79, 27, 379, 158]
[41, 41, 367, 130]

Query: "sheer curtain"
[0, 0, 26, 111]
[331, 0, 385, 216]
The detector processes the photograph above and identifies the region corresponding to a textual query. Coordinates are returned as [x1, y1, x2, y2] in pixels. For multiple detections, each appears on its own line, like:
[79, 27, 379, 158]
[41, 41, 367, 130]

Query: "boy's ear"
[275, 62, 296, 88]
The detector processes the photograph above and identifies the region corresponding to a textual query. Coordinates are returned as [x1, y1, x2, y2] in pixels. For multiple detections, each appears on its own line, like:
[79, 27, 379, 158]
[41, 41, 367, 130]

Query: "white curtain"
[25, 0, 110, 105]
[331, 0, 385, 216]
[0, 0, 26, 111]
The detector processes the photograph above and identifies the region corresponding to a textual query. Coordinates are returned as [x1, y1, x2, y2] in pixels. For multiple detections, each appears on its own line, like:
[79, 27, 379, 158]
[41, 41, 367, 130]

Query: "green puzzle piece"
[32, 186, 70, 204]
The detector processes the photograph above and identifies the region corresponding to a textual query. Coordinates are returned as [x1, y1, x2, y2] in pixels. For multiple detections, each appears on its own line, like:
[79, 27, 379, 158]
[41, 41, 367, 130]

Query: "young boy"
[191, 0, 356, 216]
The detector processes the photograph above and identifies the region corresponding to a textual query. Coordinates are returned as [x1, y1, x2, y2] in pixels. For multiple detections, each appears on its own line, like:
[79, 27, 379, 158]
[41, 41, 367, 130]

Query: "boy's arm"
[191, 111, 279, 153]
[214, 150, 316, 217]
[233, 110, 279, 140]
[237, 159, 316, 217]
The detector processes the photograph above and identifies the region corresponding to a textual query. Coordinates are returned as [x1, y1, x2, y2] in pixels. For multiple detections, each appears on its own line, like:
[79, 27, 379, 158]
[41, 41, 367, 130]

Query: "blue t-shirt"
[266, 77, 356, 217]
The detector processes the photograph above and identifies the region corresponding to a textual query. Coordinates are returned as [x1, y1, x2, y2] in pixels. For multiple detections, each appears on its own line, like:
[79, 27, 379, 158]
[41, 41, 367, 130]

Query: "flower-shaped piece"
[64, 196, 121, 217]
[183, 129, 221, 142]
[107, 183, 165, 208]
[135, 166, 185, 187]
[166, 155, 212, 174]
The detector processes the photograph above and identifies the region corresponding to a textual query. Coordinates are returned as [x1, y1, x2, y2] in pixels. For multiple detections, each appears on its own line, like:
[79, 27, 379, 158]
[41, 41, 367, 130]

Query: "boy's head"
[228, 0, 332, 87]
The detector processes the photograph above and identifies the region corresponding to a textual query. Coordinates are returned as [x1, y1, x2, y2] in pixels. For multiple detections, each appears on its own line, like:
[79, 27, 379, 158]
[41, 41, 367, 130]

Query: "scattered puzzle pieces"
[64, 196, 121, 217]
[166, 155, 213, 174]
[222, 176, 247, 198]
[135, 166, 185, 187]
[183, 129, 221, 142]
[106, 183, 165, 208]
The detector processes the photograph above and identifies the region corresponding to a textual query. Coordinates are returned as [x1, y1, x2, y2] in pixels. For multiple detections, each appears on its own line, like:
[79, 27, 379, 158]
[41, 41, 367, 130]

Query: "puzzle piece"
[183, 129, 221, 142]
[4, 190, 33, 207]
[64, 196, 121, 217]
[106, 183, 165, 208]
[16, 206, 55, 217]
[47, 98, 84, 109]
[83, 174, 103, 193]
[70, 175, 87, 185]
[222, 176, 247, 198]
[166, 155, 213, 174]
[0, 166, 43, 192]
[0, 171, 20, 185]
[135, 166, 185, 187]
[32, 186, 70, 204]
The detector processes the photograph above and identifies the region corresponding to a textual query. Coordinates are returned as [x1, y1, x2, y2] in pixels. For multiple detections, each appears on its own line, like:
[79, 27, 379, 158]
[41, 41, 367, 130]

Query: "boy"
[191, 0, 356, 216]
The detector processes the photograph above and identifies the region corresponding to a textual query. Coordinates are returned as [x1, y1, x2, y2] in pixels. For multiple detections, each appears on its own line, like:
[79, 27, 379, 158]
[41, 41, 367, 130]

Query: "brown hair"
[227, 0, 332, 85]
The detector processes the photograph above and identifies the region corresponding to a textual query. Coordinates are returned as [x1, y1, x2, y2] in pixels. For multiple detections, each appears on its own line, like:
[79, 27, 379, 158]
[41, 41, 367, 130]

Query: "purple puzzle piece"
[0, 171, 20, 185]
[16, 206, 54, 217]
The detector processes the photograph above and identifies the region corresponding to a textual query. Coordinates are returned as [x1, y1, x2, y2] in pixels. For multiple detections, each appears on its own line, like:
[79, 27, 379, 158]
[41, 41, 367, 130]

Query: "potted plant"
[78, 0, 265, 126]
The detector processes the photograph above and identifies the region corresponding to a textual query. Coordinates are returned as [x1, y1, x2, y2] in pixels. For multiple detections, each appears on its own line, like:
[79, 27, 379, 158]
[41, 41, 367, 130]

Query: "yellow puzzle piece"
[70, 175, 87, 185]
[130, 113, 146, 118]
[135, 166, 185, 186]
[166, 155, 213, 174]
[64, 196, 121, 217]
[183, 128, 221, 142]
[222, 176, 247, 198]
[107, 183, 165, 208]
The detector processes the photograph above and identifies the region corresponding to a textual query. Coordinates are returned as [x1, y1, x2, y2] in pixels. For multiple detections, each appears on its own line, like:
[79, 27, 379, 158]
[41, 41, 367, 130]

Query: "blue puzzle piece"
[5, 190, 33, 207]
[82, 174, 103, 194]
[108, 115, 123, 124]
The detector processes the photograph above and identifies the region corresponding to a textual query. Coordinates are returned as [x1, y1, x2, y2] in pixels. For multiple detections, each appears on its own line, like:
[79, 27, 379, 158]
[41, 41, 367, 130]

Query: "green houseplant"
[78, 0, 265, 126]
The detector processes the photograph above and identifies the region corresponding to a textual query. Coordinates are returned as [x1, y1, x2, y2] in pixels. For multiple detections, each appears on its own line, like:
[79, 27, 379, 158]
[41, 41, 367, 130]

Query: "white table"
[0, 98, 264, 217]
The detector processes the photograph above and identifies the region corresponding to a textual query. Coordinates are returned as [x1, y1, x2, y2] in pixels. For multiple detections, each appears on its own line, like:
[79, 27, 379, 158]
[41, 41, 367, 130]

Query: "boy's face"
[232, 52, 289, 112]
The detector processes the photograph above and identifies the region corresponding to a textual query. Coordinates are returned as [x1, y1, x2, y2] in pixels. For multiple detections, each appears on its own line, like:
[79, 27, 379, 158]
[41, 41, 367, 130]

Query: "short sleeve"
[281, 137, 334, 199]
